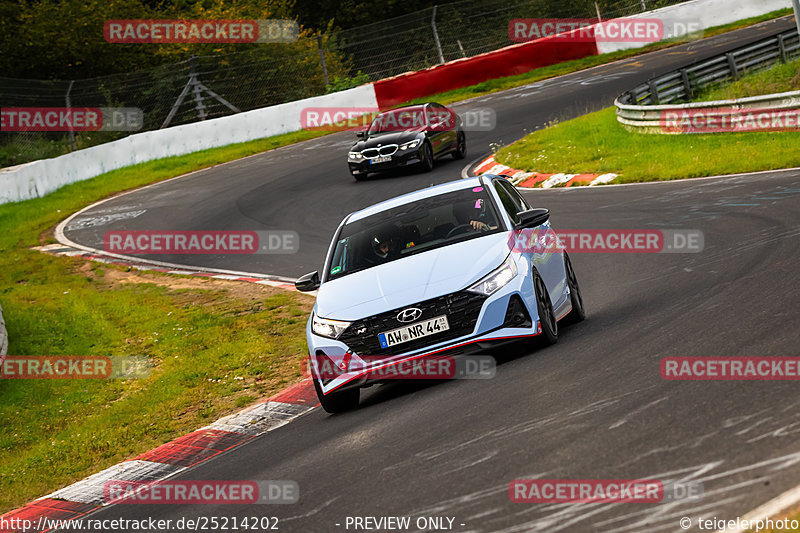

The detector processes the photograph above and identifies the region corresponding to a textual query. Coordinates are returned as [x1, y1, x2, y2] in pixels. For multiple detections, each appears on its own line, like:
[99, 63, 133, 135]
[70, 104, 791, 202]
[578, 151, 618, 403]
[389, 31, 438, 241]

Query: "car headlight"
[348, 151, 363, 160]
[399, 139, 421, 150]
[311, 313, 351, 339]
[467, 256, 517, 296]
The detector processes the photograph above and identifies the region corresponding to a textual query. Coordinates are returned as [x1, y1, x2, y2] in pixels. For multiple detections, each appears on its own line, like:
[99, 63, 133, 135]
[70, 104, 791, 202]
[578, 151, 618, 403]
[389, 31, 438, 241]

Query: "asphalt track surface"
[63, 18, 800, 532]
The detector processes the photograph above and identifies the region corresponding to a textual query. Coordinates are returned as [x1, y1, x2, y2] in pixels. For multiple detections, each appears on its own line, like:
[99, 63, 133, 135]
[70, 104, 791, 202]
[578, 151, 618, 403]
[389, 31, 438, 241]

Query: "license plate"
[378, 315, 450, 348]
[369, 155, 392, 164]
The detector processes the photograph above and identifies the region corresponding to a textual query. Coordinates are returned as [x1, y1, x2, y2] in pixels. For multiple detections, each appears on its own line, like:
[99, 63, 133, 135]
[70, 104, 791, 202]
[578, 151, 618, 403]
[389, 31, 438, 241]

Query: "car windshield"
[326, 186, 503, 281]
[368, 107, 427, 135]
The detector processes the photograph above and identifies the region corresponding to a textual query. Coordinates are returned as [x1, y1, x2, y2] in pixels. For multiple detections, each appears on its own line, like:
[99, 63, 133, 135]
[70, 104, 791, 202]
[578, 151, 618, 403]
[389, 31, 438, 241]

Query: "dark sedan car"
[347, 102, 466, 181]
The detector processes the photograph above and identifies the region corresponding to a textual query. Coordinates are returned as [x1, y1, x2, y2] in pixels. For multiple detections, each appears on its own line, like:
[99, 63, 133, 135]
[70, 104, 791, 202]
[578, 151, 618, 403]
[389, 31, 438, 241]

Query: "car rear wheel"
[533, 268, 558, 345]
[418, 141, 434, 172]
[312, 373, 360, 413]
[452, 131, 466, 160]
[563, 252, 586, 323]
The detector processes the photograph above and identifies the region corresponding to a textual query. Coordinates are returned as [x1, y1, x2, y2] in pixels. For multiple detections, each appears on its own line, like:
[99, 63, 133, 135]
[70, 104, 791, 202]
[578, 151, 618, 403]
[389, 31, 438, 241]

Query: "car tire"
[452, 131, 466, 160]
[563, 252, 586, 324]
[533, 268, 558, 345]
[312, 373, 360, 414]
[352, 172, 368, 181]
[418, 141, 434, 173]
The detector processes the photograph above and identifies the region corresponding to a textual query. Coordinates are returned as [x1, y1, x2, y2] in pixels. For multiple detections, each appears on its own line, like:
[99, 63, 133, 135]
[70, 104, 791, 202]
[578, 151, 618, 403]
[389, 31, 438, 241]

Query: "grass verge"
[0, 9, 793, 514]
[494, 106, 800, 183]
[0, 131, 323, 514]
[696, 58, 800, 101]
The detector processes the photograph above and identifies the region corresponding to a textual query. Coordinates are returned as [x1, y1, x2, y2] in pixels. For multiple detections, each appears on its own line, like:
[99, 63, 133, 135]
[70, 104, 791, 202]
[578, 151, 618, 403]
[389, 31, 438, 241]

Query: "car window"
[326, 186, 502, 281]
[501, 179, 531, 211]
[494, 180, 524, 225]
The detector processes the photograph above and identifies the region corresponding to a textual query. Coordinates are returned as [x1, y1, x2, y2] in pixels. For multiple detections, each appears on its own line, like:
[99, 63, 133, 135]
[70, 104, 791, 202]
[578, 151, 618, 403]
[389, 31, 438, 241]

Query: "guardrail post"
[726, 53, 739, 80]
[648, 80, 660, 105]
[680, 69, 693, 100]
[778, 34, 787, 63]
[65, 80, 76, 151]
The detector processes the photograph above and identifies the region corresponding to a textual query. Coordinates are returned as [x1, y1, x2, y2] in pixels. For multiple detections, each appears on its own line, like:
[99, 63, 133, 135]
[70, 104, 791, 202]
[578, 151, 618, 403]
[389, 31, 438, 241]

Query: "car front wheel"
[452, 131, 466, 160]
[312, 373, 360, 413]
[418, 141, 434, 172]
[533, 268, 558, 345]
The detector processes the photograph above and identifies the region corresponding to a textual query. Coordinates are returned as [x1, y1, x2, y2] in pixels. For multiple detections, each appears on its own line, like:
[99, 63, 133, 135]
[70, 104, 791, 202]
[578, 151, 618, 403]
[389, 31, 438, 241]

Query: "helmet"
[372, 224, 400, 259]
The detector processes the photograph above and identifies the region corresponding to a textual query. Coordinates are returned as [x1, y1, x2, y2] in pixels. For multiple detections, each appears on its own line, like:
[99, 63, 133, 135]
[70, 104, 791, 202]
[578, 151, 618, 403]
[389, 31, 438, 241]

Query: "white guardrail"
[0, 84, 379, 204]
[617, 90, 800, 133]
[0, 0, 791, 204]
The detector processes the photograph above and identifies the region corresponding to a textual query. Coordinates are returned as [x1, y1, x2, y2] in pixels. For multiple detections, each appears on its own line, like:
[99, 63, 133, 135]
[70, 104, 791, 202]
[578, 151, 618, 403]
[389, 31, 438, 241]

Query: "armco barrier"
[615, 27, 800, 133]
[0, 0, 789, 204]
[0, 84, 379, 204]
[372, 0, 789, 107]
[373, 35, 598, 109]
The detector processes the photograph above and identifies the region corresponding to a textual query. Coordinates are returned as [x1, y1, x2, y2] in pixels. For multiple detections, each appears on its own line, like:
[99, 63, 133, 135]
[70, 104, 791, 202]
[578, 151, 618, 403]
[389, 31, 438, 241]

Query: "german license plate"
[378, 315, 449, 348]
[369, 155, 391, 164]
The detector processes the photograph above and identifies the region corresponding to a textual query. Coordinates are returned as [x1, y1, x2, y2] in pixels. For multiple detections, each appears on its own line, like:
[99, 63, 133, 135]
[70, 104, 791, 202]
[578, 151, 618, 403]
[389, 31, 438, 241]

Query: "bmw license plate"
[369, 155, 392, 164]
[378, 315, 449, 348]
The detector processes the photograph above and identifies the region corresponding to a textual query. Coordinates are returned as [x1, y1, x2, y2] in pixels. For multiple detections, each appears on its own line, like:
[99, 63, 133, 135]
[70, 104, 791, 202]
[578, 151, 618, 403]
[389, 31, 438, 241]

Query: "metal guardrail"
[616, 28, 800, 133]
[617, 28, 800, 106]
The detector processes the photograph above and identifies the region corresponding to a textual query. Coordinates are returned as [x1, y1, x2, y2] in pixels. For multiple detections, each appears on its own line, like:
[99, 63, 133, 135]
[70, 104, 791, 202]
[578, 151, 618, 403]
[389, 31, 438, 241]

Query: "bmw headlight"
[399, 139, 421, 151]
[348, 151, 364, 160]
[467, 256, 517, 296]
[311, 313, 351, 339]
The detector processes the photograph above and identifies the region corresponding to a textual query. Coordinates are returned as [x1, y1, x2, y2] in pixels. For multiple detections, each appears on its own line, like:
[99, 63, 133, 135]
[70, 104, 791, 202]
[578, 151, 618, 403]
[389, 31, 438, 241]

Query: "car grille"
[338, 291, 487, 357]
[361, 144, 398, 158]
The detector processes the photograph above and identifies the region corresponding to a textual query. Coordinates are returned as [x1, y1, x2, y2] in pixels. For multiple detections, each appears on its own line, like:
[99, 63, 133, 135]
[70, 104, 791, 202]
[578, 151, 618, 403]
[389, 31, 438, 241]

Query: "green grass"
[696, 57, 800, 101]
[0, 9, 793, 513]
[495, 107, 800, 183]
[0, 130, 324, 513]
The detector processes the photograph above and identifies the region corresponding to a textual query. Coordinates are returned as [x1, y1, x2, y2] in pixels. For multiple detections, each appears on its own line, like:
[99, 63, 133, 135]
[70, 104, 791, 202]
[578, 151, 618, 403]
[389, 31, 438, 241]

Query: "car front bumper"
[306, 272, 543, 395]
[348, 146, 424, 175]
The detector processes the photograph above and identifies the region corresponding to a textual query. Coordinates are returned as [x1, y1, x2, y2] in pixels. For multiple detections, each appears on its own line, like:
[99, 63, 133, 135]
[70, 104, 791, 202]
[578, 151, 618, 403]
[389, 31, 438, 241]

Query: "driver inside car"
[453, 199, 497, 233]
[371, 224, 402, 261]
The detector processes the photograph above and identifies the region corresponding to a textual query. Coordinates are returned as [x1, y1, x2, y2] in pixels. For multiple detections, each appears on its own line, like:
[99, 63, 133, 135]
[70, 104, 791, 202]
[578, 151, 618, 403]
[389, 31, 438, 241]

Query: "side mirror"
[516, 208, 550, 228]
[295, 271, 320, 292]
[356, 131, 367, 139]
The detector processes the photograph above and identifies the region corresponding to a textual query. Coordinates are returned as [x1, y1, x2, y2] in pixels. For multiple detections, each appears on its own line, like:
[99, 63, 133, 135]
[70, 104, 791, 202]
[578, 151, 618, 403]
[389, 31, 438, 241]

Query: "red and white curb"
[0, 380, 318, 532]
[32, 244, 302, 293]
[472, 154, 617, 188]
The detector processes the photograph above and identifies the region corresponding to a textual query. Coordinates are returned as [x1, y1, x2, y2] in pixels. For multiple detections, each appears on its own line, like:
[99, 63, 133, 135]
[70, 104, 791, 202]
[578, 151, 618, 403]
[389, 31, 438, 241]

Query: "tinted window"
[494, 181, 524, 225]
[327, 187, 502, 280]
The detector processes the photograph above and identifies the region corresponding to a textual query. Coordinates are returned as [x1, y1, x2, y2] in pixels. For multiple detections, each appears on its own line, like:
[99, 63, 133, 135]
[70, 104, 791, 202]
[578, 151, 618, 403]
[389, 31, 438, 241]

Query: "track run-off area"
[58, 16, 800, 533]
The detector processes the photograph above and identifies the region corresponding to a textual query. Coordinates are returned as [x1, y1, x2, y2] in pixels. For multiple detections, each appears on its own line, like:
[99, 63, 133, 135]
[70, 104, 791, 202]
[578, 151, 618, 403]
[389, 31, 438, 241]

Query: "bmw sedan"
[347, 102, 466, 181]
[295, 175, 585, 412]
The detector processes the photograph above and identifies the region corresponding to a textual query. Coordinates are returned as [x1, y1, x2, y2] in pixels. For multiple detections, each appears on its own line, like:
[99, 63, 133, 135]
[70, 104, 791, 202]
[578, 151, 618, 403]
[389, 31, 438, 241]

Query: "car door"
[425, 104, 450, 156]
[430, 103, 457, 153]
[494, 179, 565, 305]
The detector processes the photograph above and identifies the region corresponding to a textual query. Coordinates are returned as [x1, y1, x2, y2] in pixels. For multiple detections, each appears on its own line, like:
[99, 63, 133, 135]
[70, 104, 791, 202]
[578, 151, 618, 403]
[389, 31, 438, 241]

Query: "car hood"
[351, 131, 423, 150]
[316, 232, 511, 320]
